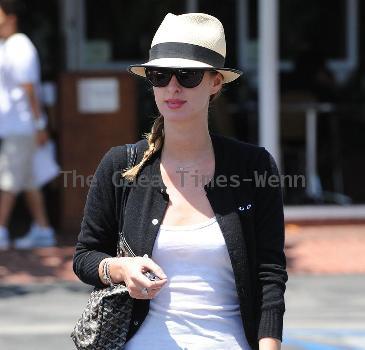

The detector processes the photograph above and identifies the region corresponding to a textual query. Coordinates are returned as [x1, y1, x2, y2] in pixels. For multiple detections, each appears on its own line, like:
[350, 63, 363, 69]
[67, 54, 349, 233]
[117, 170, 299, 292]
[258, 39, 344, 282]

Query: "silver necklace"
[176, 160, 207, 171]
[166, 147, 214, 172]
[176, 156, 212, 171]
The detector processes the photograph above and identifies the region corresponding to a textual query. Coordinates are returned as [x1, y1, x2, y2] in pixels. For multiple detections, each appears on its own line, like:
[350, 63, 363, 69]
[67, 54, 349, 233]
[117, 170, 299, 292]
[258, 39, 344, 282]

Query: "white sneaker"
[0, 226, 10, 250]
[14, 224, 56, 249]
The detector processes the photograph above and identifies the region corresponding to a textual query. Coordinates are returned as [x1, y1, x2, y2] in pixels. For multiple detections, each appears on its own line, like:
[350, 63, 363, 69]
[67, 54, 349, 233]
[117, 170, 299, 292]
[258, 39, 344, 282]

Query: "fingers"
[141, 254, 168, 281]
[130, 269, 167, 291]
[125, 255, 168, 300]
[127, 279, 164, 299]
[139, 286, 162, 300]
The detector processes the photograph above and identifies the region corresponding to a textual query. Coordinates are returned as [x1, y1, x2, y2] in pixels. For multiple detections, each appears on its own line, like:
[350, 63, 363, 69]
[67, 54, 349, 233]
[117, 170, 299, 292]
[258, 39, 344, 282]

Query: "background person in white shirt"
[0, 0, 55, 249]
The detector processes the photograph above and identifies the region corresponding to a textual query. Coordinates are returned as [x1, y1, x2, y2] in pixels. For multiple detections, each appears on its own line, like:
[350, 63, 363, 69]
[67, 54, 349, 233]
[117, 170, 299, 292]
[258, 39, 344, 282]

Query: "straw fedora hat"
[128, 13, 242, 84]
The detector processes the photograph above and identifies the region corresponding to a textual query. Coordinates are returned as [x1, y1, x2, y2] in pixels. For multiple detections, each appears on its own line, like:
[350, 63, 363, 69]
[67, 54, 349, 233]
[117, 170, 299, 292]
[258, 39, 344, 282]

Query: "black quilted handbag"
[71, 144, 139, 350]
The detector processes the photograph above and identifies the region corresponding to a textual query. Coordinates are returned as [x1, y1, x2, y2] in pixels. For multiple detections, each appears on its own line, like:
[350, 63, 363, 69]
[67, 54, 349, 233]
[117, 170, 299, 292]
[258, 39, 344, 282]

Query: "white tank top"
[124, 216, 251, 350]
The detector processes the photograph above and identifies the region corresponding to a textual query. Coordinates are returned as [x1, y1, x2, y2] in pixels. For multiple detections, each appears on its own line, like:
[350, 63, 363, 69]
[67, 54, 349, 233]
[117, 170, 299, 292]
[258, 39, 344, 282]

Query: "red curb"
[1, 224, 364, 284]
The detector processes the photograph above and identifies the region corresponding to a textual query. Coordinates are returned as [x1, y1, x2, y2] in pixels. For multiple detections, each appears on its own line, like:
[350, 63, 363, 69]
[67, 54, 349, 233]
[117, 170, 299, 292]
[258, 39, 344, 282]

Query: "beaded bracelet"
[102, 259, 115, 287]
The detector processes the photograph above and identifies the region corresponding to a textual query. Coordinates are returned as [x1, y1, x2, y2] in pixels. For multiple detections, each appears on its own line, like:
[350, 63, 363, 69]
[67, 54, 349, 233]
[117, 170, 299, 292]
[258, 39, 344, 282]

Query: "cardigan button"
[152, 219, 159, 225]
[133, 320, 139, 326]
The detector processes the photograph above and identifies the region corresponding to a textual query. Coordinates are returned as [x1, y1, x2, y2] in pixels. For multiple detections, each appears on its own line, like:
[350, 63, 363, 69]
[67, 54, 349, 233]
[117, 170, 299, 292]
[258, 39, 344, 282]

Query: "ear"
[211, 72, 223, 94]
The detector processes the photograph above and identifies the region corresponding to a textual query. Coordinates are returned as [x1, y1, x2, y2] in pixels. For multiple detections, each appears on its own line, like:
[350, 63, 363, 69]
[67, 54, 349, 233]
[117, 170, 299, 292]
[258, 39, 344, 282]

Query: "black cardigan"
[73, 132, 288, 350]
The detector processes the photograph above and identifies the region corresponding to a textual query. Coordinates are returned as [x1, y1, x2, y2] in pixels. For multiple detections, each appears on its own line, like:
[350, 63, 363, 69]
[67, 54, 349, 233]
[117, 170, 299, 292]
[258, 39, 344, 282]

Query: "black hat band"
[149, 42, 225, 67]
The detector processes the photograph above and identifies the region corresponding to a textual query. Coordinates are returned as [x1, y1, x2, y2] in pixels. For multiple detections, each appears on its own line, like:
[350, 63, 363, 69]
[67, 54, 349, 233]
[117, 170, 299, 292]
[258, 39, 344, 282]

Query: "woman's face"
[152, 70, 223, 123]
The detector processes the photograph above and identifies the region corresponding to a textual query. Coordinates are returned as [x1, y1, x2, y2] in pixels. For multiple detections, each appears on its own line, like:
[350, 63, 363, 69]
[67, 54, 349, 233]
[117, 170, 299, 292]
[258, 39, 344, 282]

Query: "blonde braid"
[122, 114, 164, 181]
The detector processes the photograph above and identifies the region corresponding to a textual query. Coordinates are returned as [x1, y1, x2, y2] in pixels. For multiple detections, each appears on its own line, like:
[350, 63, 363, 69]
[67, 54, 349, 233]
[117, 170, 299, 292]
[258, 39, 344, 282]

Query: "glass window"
[198, 0, 237, 67]
[21, 0, 60, 80]
[280, 0, 346, 60]
[247, 0, 348, 62]
[85, 0, 185, 63]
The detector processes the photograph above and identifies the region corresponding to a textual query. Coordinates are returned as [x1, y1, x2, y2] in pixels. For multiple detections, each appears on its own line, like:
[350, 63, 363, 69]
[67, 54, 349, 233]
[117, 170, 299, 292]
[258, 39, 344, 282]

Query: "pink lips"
[166, 99, 186, 109]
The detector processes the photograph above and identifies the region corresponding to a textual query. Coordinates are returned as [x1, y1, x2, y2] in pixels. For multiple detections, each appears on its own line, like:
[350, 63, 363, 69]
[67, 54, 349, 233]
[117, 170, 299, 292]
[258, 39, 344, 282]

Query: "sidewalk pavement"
[0, 276, 364, 349]
[0, 223, 365, 284]
[1, 223, 365, 349]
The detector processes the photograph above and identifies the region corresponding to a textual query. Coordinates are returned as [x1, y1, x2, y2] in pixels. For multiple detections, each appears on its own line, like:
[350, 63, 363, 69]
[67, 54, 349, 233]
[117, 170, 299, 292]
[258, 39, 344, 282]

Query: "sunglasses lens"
[145, 69, 171, 87]
[145, 68, 207, 88]
[176, 70, 205, 88]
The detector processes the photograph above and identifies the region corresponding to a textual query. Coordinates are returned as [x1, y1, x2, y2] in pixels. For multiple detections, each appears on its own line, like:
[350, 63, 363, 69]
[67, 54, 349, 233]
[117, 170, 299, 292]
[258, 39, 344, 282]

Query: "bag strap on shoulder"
[126, 143, 138, 170]
[117, 143, 138, 253]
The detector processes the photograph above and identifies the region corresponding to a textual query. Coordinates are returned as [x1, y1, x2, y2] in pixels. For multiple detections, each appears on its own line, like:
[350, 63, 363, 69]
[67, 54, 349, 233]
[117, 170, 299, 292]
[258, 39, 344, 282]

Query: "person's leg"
[0, 190, 17, 227]
[24, 189, 49, 227]
[15, 188, 55, 248]
[12, 135, 55, 248]
[0, 191, 16, 249]
[0, 136, 19, 249]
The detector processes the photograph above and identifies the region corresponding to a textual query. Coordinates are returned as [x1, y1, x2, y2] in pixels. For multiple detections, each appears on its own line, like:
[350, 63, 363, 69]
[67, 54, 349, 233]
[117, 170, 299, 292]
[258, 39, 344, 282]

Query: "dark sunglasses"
[145, 67, 216, 88]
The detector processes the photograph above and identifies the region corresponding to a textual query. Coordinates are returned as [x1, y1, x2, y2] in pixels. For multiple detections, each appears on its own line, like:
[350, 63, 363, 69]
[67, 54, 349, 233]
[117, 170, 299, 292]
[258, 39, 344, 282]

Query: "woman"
[73, 13, 287, 350]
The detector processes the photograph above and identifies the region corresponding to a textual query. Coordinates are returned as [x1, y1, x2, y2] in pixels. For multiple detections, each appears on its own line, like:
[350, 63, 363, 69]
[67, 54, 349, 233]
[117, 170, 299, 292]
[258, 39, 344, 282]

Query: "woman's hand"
[259, 337, 281, 350]
[100, 256, 168, 300]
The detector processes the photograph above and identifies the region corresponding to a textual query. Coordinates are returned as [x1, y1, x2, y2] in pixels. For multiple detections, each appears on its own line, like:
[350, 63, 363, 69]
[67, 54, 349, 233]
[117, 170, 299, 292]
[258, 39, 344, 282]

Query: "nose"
[166, 74, 182, 91]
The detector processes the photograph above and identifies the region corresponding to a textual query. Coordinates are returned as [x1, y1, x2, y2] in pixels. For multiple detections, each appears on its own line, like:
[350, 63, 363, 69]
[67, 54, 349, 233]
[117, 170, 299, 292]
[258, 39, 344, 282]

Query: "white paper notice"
[77, 78, 120, 113]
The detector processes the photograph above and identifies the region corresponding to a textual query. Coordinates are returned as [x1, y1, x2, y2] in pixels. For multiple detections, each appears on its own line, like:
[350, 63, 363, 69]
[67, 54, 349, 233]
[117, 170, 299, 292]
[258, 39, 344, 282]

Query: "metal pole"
[186, 0, 198, 13]
[306, 108, 322, 199]
[237, 0, 249, 70]
[258, 0, 280, 168]
[306, 108, 316, 197]
[347, 0, 358, 70]
[60, 0, 84, 70]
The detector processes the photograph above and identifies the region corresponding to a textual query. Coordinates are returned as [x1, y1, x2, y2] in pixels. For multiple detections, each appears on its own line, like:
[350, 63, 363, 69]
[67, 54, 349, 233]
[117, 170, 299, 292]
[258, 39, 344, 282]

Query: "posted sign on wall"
[77, 78, 120, 113]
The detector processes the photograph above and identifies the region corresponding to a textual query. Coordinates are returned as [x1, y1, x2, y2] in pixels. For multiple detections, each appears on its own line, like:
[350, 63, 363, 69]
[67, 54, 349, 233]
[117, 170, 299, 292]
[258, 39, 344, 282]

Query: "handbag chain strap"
[117, 143, 138, 256]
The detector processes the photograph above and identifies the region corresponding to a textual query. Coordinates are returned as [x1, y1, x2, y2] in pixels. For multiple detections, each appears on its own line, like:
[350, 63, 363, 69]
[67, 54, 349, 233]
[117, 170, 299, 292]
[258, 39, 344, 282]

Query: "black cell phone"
[143, 271, 161, 281]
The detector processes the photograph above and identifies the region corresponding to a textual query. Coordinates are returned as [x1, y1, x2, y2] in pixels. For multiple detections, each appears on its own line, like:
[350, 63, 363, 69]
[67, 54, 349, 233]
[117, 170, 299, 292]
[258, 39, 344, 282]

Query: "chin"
[159, 105, 186, 117]
[163, 112, 190, 122]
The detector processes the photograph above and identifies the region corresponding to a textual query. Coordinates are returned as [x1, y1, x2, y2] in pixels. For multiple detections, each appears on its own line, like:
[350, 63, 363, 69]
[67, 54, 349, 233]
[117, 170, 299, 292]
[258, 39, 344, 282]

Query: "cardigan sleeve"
[73, 146, 126, 288]
[253, 149, 288, 341]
